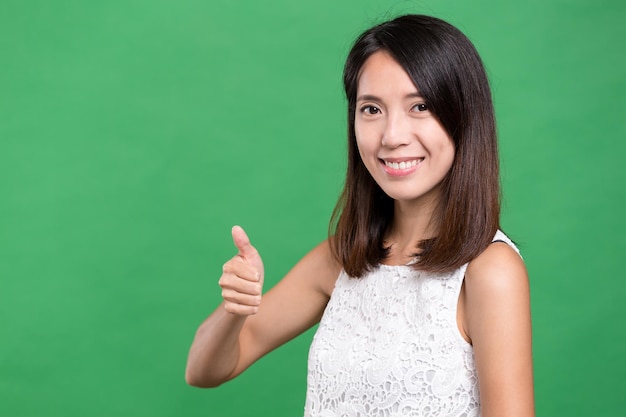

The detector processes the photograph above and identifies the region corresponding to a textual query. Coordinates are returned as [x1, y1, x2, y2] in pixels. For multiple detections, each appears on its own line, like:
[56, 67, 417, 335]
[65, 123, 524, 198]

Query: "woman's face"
[354, 51, 455, 206]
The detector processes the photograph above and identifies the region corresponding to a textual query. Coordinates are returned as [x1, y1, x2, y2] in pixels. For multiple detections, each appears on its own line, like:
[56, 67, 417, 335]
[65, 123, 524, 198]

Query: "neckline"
[378, 259, 418, 269]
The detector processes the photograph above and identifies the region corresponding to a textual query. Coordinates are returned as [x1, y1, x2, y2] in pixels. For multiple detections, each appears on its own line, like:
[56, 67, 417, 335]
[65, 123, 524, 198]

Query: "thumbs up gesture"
[219, 226, 265, 316]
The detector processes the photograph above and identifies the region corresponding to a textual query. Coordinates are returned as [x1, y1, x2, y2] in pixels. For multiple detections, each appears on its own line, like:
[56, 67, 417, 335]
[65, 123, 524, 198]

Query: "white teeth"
[385, 159, 422, 170]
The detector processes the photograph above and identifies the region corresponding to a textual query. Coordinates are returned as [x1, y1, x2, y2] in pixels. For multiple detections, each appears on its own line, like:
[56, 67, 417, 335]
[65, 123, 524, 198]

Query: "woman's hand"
[219, 226, 265, 316]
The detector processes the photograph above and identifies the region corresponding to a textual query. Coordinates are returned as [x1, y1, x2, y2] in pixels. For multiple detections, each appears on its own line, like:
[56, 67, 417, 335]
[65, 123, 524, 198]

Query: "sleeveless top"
[304, 231, 519, 417]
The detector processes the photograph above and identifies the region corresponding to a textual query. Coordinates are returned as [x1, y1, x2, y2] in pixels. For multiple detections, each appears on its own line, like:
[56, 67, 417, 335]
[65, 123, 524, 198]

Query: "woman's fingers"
[219, 268, 262, 315]
[221, 288, 262, 307]
[222, 301, 260, 316]
[219, 262, 262, 295]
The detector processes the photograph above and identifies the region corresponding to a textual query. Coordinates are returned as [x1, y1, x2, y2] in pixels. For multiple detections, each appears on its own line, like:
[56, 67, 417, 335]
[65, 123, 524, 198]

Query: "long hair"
[330, 14, 500, 277]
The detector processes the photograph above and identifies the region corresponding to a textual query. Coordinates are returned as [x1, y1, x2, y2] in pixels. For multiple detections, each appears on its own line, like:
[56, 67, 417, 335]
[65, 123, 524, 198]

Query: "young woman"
[186, 14, 534, 417]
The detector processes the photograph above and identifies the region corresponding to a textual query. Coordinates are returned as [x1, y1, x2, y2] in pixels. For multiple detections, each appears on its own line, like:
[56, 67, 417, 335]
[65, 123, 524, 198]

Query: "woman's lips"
[380, 157, 424, 176]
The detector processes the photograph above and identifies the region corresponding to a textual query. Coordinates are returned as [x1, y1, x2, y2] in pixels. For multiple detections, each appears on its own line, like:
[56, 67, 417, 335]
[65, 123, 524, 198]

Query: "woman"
[186, 14, 534, 417]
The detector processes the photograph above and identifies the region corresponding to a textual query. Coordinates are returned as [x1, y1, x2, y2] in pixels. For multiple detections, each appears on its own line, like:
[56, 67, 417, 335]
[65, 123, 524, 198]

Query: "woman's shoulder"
[306, 238, 341, 268]
[295, 238, 343, 297]
[491, 230, 521, 254]
[464, 232, 528, 301]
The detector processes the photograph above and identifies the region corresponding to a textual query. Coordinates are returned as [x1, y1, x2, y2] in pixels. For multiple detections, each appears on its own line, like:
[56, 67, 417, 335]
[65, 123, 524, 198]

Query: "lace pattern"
[304, 231, 517, 417]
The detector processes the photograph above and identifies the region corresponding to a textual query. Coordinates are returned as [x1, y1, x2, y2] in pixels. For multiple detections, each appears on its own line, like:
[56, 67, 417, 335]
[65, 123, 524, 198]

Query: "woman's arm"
[185, 226, 340, 388]
[463, 242, 535, 416]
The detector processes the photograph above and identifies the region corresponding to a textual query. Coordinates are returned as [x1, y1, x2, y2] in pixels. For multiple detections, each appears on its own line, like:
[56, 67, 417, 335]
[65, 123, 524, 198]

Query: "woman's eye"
[412, 103, 428, 112]
[360, 105, 381, 115]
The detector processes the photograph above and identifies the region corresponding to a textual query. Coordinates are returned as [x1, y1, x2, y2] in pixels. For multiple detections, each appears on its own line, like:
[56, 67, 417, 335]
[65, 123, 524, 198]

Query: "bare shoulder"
[461, 241, 530, 345]
[465, 241, 528, 296]
[284, 238, 342, 298]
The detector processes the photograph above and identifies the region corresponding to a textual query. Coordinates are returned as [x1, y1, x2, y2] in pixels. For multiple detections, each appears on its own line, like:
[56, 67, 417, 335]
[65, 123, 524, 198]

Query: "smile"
[380, 158, 424, 177]
[382, 158, 424, 170]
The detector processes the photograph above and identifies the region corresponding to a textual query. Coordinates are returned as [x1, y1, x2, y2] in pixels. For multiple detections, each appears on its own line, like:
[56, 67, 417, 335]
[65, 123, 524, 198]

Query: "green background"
[1, 0, 624, 416]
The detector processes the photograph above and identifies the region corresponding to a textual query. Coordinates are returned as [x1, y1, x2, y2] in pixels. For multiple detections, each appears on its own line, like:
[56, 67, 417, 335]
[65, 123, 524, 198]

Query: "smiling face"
[354, 51, 455, 207]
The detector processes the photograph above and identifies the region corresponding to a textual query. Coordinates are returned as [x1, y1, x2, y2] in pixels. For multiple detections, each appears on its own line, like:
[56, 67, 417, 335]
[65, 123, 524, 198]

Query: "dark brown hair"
[330, 14, 500, 277]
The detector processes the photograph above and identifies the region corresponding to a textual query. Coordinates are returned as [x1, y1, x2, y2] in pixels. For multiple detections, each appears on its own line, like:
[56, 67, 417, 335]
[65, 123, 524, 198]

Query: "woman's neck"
[383, 198, 439, 264]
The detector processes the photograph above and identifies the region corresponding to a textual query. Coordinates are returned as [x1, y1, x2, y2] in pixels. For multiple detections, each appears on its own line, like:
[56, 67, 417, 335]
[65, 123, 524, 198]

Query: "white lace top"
[304, 231, 518, 417]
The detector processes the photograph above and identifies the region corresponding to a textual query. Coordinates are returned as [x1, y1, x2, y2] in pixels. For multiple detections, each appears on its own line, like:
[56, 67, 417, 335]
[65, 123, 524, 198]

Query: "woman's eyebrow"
[356, 94, 381, 102]
[404, 92, 424, 99]
[356, 92, 424, 102]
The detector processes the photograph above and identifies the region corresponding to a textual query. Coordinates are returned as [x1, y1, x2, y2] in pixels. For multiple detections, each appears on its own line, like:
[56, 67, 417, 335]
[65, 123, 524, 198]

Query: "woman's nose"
[381, 112, 412, 148]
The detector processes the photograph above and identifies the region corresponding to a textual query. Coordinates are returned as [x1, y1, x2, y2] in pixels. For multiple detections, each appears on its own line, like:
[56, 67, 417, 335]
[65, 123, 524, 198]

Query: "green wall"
[1, 0, 624, 416]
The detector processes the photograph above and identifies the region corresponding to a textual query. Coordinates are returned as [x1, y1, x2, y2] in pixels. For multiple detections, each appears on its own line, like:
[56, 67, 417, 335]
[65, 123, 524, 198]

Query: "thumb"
[231, 225, 258, 260]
